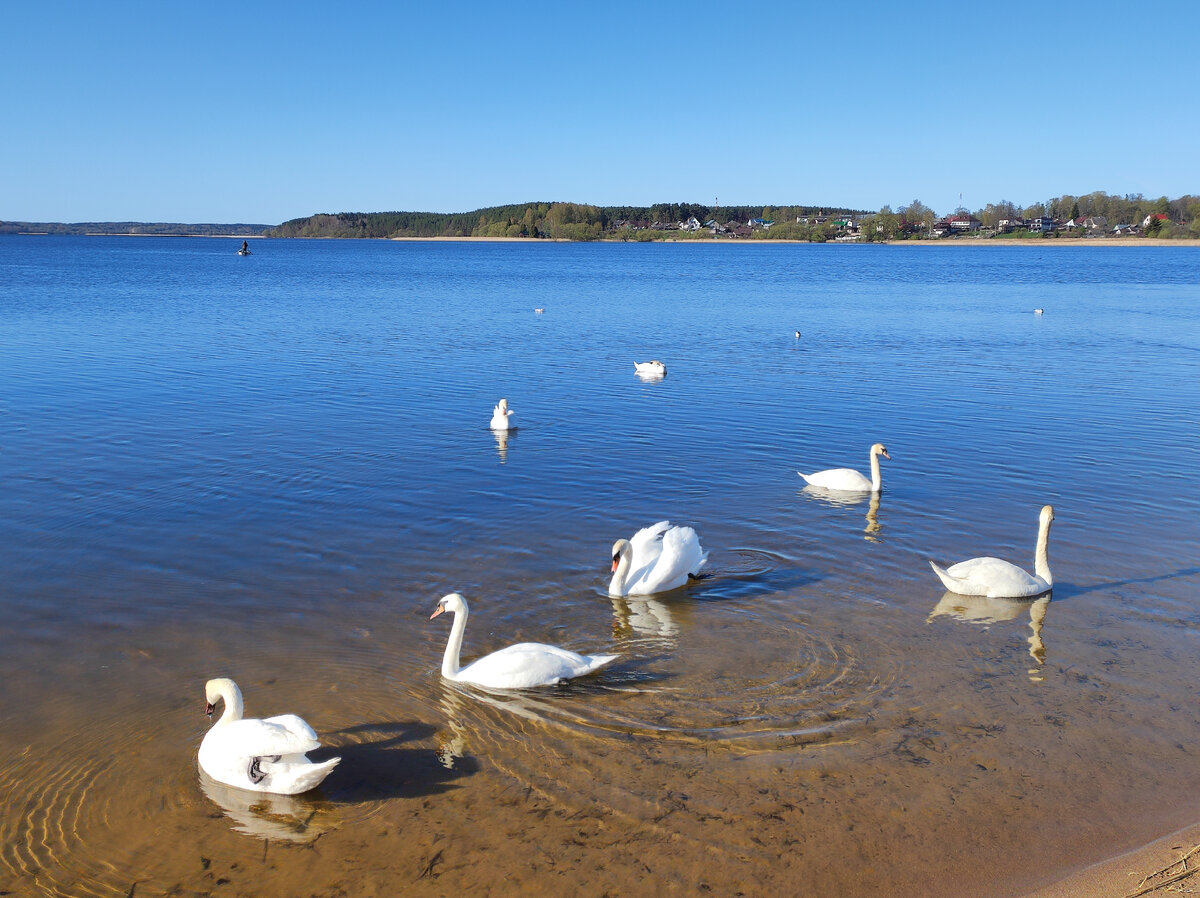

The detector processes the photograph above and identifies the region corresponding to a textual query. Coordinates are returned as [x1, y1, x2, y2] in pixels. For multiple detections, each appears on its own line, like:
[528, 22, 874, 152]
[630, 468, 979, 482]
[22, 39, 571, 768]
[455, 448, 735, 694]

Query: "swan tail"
[275, 755, 340, 794]
[797, 472, 813, 485]
[928, 560, 962, 592]
[581, 654, 619, 676]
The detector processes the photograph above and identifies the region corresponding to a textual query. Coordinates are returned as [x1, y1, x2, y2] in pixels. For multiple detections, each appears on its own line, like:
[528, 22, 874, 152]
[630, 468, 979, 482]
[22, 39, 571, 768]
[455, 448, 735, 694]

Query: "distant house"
[1061, 217, 1081, 230]
[1142, 212, 1169, 228]
[931, 219, 951, 237]
[1113, 223, 1138, 235]
[747, 217, 775, 229]
[948, 215, 982, 232]
[997, 218, 1023, 232]
[1083, 216, 1107, 231]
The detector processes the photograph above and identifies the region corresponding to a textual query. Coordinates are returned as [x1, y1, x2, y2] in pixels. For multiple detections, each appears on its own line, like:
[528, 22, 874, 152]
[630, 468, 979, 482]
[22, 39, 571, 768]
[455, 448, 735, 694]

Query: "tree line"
[858, 193, 1200, 241]
[0, 221, 271, 236]
[266, 202, 868, 241]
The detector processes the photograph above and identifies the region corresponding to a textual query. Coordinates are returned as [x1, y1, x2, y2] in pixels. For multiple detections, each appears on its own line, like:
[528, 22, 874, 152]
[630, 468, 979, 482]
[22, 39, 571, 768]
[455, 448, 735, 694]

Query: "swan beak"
[882, 449, 892, 460]
[611, 556, 620, 572]
[204, 701, 214, 717]
[430, 606, 445, 620]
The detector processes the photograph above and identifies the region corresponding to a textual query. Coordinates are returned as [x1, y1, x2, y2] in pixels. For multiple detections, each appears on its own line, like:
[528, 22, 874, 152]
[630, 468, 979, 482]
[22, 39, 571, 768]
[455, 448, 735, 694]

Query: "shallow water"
[2, 236, 1199, 896]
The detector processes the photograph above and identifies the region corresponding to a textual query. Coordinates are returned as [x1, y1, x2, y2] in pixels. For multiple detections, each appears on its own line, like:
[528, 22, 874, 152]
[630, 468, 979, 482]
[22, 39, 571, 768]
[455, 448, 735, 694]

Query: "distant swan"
[634, 360, 666, 377]
[534, 308, 545, 314]
[1034, 308, 1045, 314]
[794, 330, 802, 338]
[929, 505, 1055, 598]
[430, 593, 618, 689]
[609, 521, 708, 597]
[490, 398, 514, 431]
[798, 442, 891, 492]
[199, 678, 340, 795]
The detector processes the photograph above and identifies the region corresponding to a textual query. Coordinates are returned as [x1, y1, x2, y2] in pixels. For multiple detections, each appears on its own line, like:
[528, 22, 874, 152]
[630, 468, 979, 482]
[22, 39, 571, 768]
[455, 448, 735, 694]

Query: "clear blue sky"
[3, 2, 1196, 223]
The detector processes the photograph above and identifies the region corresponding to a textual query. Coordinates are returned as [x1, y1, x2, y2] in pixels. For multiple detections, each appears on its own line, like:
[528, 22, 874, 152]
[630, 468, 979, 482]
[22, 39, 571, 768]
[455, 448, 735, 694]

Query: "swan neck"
[869, 451, 883, 491]
[442, 607, 467, 679]
[1034, 516, 1053, 586]
[217, 682, 243, 726]
[609, 550, 630, 597]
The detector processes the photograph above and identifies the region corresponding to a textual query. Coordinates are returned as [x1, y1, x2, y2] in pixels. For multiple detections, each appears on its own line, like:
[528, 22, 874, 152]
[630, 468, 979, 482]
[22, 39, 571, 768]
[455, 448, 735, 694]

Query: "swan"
[794, 330, 802, 339]
[798, 443, 891, 492]
[634, 360, 666, 377]
[609, 521, 708, 597]
[1034, 308, 1045, 314]
[199, 678, 340, 795]
[430, 593, 618, 689]
[929, 505, 1055, 598]
[490, 398, 514, 431]
[534, 307, 545, 314]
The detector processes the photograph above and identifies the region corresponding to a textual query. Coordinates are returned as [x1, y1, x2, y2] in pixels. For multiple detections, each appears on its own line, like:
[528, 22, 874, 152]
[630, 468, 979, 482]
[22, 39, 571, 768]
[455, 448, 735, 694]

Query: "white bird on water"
[609, 521, 708, 597]
[634, 360, 667, 378]
[430, 592, 618, 689]
[929, 505, 1056, 599]
[1034, 308, 1045, 314]
[199, 678, 340, 795]
[798, 443, 891, 492]
[490, 398, 514, 431]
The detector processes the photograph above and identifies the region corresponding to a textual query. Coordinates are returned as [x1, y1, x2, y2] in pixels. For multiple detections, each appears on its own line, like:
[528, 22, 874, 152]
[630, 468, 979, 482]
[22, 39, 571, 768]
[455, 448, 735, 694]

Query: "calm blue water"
[1, 235, 1199, 896]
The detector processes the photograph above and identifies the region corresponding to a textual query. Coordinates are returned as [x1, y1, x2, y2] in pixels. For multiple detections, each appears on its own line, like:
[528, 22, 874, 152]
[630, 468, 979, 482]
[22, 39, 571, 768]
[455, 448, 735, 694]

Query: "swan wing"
[624, 520, 671, 582]
[798, 467, 871, 491]
[212, 716, 321, 758]
[459, 643, 616, 689]
[628, 526, 707, 595]
[934, 557, 1049, 598]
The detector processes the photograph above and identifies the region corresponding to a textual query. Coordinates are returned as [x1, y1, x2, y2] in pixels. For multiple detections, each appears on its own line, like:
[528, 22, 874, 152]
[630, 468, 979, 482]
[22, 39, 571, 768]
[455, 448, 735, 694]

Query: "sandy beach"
[1026, 822, 1200, 897]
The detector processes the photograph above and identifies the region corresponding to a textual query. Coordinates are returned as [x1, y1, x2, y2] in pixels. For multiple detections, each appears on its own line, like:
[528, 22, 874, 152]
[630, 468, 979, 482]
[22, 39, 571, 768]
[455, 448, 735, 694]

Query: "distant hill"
[267, 202, 869, 240]
[0, 221, 272, 237]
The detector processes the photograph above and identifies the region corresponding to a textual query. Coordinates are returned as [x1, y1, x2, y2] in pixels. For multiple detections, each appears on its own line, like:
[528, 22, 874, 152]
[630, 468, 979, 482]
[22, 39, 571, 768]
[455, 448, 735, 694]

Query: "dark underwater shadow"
[1049, 567, 1200, 602]
[309, 721, 478, 803]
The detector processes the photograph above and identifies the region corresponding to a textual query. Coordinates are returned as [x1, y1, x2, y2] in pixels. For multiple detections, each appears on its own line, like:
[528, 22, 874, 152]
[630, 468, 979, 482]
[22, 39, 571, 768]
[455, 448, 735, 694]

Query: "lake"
[1, 235, 1198, 896]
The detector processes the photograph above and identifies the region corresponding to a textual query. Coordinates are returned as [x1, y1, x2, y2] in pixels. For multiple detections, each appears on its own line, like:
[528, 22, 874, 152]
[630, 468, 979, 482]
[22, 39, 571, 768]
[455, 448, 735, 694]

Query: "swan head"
[204, 677, 240, 716]
[431, 592, 467, 620]
[496, 398, 508, 413]
[871, 443, 891, 460]
[1040, 505, 1055, 524]
[611, 539, 631, 572]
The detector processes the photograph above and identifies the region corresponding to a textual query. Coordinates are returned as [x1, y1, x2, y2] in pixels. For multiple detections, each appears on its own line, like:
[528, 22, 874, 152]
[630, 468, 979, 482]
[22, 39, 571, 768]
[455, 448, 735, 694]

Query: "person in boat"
[241, 240, 250, 253]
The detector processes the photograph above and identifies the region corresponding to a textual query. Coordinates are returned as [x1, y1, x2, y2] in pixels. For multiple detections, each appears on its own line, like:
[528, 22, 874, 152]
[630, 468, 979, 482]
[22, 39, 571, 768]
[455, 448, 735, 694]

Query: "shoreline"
[383, 235, 1196, 247]
[1025, 819, 1200, 897]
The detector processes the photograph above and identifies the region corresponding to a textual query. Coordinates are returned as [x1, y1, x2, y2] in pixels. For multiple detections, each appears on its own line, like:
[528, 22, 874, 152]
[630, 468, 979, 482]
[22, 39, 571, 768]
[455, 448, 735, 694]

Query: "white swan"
[1034, 308, 1045, 314]
[929, 505, 1055, 598]
[634, 360, 666, 377]
[609, 521, 708, 597]
[199, 678, 340, 795]
[430, 593, 618, 689]
[490, 398, 514, 431]
[798, 442, 891, 492]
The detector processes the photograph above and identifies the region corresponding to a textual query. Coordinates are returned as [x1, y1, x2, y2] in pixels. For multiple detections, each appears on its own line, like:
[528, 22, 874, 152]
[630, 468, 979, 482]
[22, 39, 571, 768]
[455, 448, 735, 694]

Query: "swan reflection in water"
[199, 771, 335, 843]
[929, 592, 1051, 680]
[800, 485, 884, 542]
[611, 594, 679, 642]
[492, 427, 514, 463]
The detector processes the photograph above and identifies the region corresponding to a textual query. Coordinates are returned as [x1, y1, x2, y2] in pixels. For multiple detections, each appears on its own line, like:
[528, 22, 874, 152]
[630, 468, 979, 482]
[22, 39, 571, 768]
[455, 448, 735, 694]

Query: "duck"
[798, 442, 891, 492]
[490, 398, 514, 431]
[430, 593, 618, 689]
[929, 505, 1055, 598]
[609, 521, 708, 597]
[199, 678, 340, 795]
[634, 360, 667, 377]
